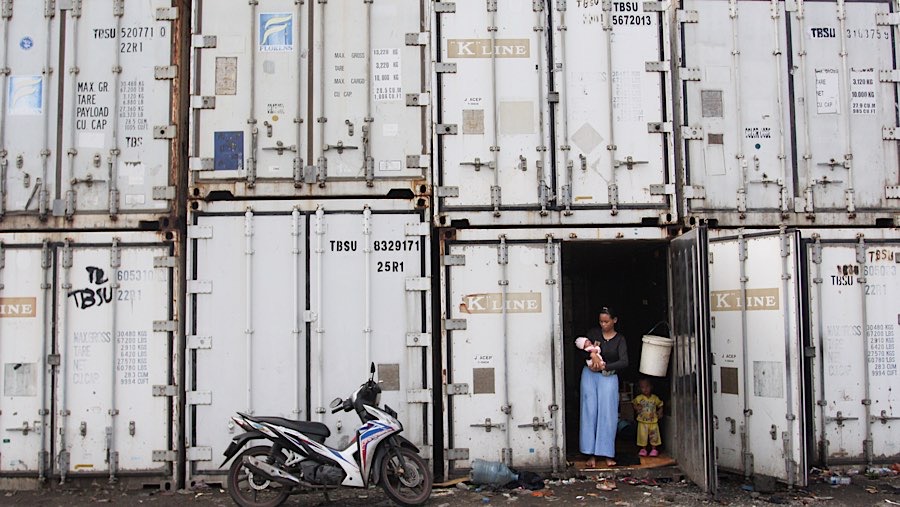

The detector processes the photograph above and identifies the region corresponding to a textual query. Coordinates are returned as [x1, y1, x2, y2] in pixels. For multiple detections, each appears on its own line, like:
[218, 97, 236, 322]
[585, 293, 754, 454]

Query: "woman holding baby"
[576, 307, 628, 468]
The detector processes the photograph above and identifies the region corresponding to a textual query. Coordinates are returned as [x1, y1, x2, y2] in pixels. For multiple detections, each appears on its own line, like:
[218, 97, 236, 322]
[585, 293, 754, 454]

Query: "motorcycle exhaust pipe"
[243, 455, 302, 486]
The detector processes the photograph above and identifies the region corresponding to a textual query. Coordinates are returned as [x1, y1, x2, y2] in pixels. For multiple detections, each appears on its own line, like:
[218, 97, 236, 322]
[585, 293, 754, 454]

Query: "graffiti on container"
[69, 266, 114, 310]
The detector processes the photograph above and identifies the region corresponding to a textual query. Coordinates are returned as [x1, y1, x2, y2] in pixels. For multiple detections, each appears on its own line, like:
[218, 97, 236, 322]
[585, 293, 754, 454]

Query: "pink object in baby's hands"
[575, 336, 603, 367]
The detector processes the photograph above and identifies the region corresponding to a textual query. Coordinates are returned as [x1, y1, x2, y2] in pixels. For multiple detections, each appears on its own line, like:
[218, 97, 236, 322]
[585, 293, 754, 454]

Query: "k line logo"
[459, 293, 542, 314]
[447, 39, 530, 58]
[259, 13, 293, 52]
[710, 288, 780, 312]
[0, 297, 37, 318]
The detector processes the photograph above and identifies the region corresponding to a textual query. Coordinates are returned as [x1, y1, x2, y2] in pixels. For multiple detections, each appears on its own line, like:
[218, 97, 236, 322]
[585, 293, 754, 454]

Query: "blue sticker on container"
[19, 36, 33, 50]
[8, 75, 43, 116]
[214, 131, 244, 171]
[259, 13, 293, 52]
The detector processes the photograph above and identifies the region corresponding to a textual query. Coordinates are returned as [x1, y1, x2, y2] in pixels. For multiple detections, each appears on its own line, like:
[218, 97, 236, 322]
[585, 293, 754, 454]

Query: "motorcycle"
[221, 364, 432, 507]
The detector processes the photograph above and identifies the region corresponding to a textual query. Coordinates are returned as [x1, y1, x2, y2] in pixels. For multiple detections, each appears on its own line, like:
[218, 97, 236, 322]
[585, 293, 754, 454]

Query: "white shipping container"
[807, 231, 900, 464]
[435, 0, 675, 227]
[0, 1, 181, 229]
[185, 200, 432, 483]
[0, 231, 177, 485]
[189, 0, 430, 198]
[677, 0, 900, 226]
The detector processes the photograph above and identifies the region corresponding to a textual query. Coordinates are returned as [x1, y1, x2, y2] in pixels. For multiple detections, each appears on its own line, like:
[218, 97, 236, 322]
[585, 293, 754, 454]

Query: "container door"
[188, 211, 309, 476]
[436, 1, 551, 220]
[445, 239, 563, 470]
[312, 0, 428, 183]
[678, 0, 794, 218]
[0, 243, 52, 476]
[308, 211, 431, 452]
[551, 0, 674, 222]
[808, 238, 900, 464]
[58, 0, 176, 218]
[708, 230, 805, 486]
[789, 0, 899, 216]
[0, 3, 59, 220]
[669, 227, 716, 494]
[54, 240, 173, 478]
[191, 0, 309, 184]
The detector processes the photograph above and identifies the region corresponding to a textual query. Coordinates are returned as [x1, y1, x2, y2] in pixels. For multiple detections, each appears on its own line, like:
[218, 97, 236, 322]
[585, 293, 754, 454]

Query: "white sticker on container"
[383, 123, 399, 137]
[815, 69, 839, 114]
[372, 48, 402, 102]
[8, 75, 43, 116]
[78, 132, 106, 149]
[125, 194, 146, 205]
[380, 160, 402, 172]
[612, 70, 644, 122]
[850, 68, 876, 115]
[128, 175, 145, 186]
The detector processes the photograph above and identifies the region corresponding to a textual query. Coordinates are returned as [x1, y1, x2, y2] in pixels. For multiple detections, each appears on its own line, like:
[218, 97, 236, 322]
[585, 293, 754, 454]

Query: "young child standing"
[632, 378, 663, 457]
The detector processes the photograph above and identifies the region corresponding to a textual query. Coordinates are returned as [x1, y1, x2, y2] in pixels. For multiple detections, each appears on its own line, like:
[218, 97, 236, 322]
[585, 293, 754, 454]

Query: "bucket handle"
[644, 321, 669, 337]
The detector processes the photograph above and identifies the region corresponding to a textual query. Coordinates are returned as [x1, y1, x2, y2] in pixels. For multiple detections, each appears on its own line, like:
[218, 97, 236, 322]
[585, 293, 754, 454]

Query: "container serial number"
[611, 14, 653, 26]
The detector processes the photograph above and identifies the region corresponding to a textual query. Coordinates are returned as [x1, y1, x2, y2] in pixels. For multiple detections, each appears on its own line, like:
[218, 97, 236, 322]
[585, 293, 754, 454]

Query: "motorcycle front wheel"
[227, 445, 291, 507]
[379, 447, 433, 506]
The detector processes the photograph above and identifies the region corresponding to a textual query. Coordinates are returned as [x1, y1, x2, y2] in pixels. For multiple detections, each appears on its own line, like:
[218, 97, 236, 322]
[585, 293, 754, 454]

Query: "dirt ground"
[3, 467, 898, 506]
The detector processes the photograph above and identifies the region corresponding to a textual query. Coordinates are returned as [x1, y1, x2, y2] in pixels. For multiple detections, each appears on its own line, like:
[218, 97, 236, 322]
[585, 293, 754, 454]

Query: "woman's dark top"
[578, 330, 629, 371]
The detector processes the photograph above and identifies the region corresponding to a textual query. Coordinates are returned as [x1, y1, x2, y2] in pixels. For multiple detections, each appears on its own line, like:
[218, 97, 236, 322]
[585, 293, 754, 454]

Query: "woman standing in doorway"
[579, 307, 628, 468]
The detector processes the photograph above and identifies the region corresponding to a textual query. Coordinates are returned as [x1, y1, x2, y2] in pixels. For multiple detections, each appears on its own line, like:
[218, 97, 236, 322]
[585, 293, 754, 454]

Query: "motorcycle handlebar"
[331, 405, 342, 414]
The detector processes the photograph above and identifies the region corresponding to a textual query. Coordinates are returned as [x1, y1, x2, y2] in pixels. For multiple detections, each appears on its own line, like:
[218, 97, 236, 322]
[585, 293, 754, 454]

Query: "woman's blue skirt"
[579, 366, 619, 457]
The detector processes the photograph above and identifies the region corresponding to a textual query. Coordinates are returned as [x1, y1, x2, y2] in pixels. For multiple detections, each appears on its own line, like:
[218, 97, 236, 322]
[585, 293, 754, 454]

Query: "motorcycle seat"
[252, 416, 331, 439]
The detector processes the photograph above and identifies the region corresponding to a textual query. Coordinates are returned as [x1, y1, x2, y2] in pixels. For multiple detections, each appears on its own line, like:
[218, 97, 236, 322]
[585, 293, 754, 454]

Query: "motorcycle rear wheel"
[379, 447, 433, 506]
[227, 445, 291, 507]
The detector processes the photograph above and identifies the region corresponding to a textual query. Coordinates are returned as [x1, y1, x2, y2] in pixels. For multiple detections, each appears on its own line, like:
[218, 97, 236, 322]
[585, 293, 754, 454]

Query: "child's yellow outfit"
[634, 394, 663, 447]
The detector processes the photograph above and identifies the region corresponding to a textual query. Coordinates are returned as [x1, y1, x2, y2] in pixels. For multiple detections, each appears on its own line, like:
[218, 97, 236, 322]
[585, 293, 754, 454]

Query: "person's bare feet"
[585, 457, 597, 468]
[605, 458, 617, 467]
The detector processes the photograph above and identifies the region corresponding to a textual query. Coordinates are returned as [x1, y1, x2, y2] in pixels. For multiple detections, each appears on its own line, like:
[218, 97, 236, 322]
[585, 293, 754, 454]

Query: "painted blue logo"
[19, 36, 34, 50]
[8, 75, 43, 116]
[259, 13, 293, 52]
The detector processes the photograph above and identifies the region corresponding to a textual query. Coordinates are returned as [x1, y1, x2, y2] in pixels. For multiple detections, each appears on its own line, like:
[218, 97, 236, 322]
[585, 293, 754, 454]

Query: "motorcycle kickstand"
[322, 490, 330, 503]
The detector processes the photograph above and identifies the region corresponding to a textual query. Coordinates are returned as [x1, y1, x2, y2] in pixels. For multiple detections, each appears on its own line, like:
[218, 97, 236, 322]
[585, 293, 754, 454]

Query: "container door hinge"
[650, 184, 675, 196]
[435, 62, 457, 73]
[407, 155, 430, 168]
[192, 35, 217, 48]
[444, 318, 467, 330]
[681, 126, 704, 139]
[647, 122, 673, 134]
[405, 32, 429, 45]
[406, 332, 430, 347]
[152, 186, 176, 200]
[882, 126, 900, 140]
[406, 93, 430, 107]
[153, 256, 176, 268]
[188, 335, 213, 349]
[446, 448, 469, 461]
[677, 9, 699, 22]
[434, 2, 456, 13]
[643, 1, 667, 11]
[436, 123, 458, 135]
[679, 68, 702, 81]
[154, 66, 177, 80]
[155, 6, 178, 20]
[186, 447, 213, 462]
[876, 12, 900, 25]
[189, 157, 214, 171]
[405, 277, 430, 292]
[442, 254, 465, 266]
[153, 320, 177, 333]
[153, 125, 176, 139]
[886, 186, 900, 199]
[188, 225, 213, 239]
[406, 389, 432, 404]
[880, 70, 900, 82]
[405, 221, 430, 237]
[436, 186, 459, 198]
[187, 391, 212, 405]
[191, 96, 216, 109]
[645, 61, 669, 72]
[152, 385, 177, 397]
[152, 450, 178, 462]
[684, 185, 706, 199]
[187, 280, 212, 294]
[445, 383, 469, 395]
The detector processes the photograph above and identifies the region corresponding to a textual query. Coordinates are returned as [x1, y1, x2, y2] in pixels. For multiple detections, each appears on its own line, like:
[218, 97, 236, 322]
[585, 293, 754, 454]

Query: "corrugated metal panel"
[678, 0, 900, 226]
[435, 0, 675, 227]
[0, 231, 176, 482]
[189, 0, 431, 199]
[0, 0, 180, 229]
[186, 201, 431, 481]
[807, 231, 900, 465]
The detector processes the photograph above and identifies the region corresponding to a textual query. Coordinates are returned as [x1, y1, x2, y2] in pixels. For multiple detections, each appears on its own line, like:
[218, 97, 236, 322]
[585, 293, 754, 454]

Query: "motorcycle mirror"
[370, 362, 376, 376]
[329, 397, 342, 409]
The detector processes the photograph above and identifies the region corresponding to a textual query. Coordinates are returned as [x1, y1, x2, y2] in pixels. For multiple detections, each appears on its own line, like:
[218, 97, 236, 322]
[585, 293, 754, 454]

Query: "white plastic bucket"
[639, 335, 674, 377]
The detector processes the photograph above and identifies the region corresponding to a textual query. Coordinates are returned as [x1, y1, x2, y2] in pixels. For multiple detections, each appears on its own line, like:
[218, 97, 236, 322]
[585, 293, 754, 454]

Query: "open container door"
[669, 227, 716, 494]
